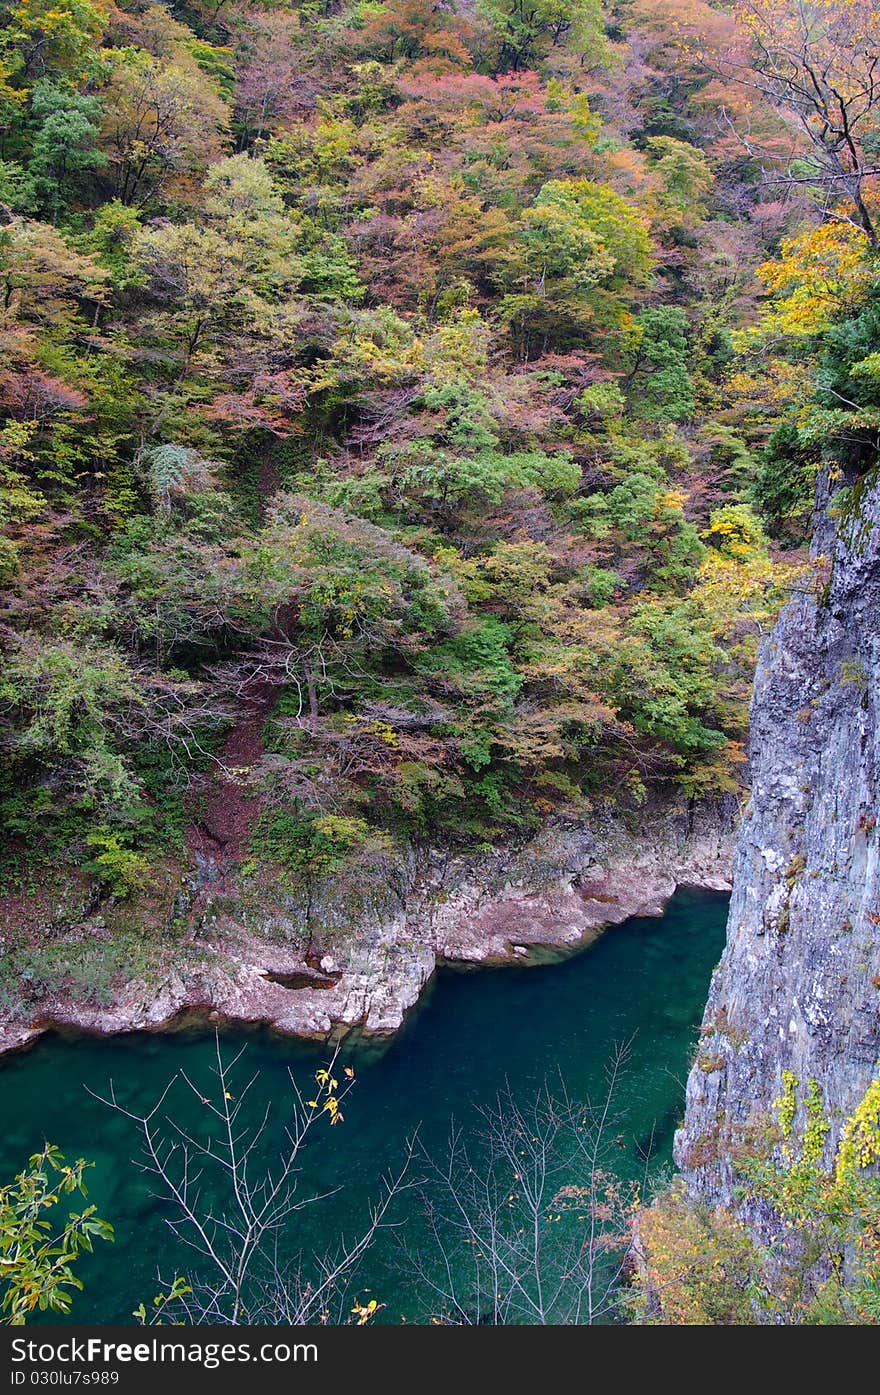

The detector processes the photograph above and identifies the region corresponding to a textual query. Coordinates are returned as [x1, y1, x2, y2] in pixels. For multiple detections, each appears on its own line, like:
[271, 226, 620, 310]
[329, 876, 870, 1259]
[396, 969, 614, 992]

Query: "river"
[0, 887, 728, 1324]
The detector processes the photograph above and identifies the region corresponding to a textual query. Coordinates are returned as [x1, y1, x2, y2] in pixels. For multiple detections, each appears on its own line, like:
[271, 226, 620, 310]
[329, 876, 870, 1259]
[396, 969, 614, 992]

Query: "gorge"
[2, 0, 880, 1328]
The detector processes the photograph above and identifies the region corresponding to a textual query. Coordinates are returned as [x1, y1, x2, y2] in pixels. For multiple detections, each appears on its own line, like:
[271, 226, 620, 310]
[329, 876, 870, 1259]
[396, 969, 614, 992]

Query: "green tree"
[0, 635, 146, 814]
[0, 1146, 112, 1325]
[610, 599, 725, 755]
[623, 306, 693, 422]
[526, 179, 653, 289]
[477, 0, 608, 73]
[519, 186, 614, 288]
[26, 81, 105, 219]
[131, 155, 301, 388]
[3, 0, 109, 84]
[752, 423, 818, 543]
[0, 217, 108, 330]
[646, 136, 713, 218]
[504, 179, 654, 352]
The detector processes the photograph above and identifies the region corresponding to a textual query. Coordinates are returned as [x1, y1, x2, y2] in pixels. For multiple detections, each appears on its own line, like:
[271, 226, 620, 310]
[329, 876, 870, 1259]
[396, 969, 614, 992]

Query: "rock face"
[675, 467, 880, 1203]
[0, 798, 735, 1057]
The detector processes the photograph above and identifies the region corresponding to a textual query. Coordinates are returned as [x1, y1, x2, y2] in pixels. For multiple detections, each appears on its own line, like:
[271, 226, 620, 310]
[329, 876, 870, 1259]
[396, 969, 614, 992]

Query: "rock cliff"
[676, 465, 880, 1201]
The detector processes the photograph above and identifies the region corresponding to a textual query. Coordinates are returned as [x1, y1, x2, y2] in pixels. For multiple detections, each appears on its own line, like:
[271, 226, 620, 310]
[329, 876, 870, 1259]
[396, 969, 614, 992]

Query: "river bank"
[0, 798, 736, 1057]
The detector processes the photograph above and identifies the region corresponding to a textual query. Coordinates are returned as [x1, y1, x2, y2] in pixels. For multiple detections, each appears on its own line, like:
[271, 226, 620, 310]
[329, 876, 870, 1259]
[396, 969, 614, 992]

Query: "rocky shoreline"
[0, 799, 736, 1058]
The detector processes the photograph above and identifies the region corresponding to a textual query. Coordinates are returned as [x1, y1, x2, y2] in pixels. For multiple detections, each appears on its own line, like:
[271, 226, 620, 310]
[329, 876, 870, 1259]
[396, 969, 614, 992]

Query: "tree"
[0, 218, 108, 330]
[0, 634, 146, 822]
[201, 152, 301, 295]
[348, 0, 475, 72]
[477, 0, 608, 74]
[130, 155, 302, 399]
[519, 184, 615, 287]
[731, 199, 880, 525]
[99, 1039, 411, 1325]
[752, 423, 819, 540]
[718, 0, 880, 243]
[405, 1050, 639, 1324]
[377, 408, 580, 525]
[505, 178, 654, 353]
[0, 1146, 112, 1325]
[608, 598, 726, 755]
[524, 178, 654, 288]
[232, 9, 317, 147]
[0, 626, 231, 835]
[3, 0, 110, 83]
[623, 306, 694, 422]
[645, 136, 713, 221]
[140, 442, 217, 516]
[99, 49, 229, 206]
[26, 81, 106, 220]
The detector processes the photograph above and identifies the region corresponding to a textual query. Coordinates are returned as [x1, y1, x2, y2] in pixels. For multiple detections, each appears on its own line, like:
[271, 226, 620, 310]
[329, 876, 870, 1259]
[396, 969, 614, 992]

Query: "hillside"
[0, 0, 810, 1017]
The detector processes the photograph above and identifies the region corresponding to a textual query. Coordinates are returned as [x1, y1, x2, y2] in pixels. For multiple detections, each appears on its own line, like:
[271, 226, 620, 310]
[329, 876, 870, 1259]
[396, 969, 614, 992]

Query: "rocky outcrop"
[0, 799, 735, 1057]
[675, 467, 880, 1202]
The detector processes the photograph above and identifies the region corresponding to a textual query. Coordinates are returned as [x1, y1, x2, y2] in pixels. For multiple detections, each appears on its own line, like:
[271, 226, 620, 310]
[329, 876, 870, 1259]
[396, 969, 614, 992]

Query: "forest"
[1, 0, 880, 1331]
[0, 0, 828, 901]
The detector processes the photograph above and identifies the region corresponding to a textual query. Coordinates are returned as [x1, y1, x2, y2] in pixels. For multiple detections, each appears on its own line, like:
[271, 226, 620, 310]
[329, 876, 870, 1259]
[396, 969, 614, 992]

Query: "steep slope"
[676, 466, 880, 1203]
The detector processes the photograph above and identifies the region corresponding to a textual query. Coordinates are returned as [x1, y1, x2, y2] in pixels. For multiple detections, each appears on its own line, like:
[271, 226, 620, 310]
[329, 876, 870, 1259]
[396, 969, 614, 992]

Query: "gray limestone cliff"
[675, 465, 880, 1202]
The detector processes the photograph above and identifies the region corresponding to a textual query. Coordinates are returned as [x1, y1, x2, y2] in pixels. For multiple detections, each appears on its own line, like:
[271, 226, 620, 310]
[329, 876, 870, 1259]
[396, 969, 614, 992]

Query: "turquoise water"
[0, 888, 728, 1324]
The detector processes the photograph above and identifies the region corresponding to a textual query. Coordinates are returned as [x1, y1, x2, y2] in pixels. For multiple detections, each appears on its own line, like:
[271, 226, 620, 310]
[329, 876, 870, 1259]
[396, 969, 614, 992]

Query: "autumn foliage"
[0, 0, 864, 904]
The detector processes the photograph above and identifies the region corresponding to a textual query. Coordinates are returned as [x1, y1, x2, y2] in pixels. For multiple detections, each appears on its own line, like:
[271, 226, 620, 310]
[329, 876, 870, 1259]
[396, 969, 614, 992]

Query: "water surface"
[0, 887, 728, 1323]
